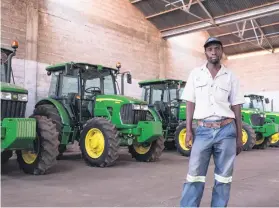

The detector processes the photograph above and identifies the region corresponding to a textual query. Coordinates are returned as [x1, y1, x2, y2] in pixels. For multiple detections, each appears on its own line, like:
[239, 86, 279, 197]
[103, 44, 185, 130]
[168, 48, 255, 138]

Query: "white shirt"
[180, 63, 245, 120]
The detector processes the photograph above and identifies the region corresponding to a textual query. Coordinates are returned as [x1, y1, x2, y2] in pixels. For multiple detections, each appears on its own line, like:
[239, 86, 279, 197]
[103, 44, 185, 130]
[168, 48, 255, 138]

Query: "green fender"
[35, 98, 72, 144]
[148, 107, 161, 122]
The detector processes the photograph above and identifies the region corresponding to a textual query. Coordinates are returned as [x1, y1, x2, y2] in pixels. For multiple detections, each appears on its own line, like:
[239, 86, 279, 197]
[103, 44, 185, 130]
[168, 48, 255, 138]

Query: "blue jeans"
[180, 120, 237, 207]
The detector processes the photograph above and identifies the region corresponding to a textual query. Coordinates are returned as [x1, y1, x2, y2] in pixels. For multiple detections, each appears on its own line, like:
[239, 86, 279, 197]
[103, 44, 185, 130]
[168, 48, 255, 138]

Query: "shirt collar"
[201, 62, 228, 76]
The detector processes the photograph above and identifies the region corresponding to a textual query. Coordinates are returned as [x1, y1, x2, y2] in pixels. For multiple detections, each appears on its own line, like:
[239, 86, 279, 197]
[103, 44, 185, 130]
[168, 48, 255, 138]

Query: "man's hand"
[185, 129, 193, 148]
[236, 138, 243, 155]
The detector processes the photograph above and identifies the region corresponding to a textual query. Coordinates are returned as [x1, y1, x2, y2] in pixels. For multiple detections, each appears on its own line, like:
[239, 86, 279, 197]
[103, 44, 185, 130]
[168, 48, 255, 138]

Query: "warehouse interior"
[1, 0, 279, 207]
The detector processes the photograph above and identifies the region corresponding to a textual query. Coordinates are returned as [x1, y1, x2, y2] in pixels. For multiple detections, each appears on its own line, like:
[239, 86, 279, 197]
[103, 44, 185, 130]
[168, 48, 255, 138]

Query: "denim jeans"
[180, 120, 237, 208]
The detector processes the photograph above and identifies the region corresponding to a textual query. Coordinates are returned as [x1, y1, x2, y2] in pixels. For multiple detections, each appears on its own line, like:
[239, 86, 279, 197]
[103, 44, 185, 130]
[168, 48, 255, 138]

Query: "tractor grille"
[250, 113, 265, 126]
[120, 104, 147, 124]
[1, 100, 27, 120]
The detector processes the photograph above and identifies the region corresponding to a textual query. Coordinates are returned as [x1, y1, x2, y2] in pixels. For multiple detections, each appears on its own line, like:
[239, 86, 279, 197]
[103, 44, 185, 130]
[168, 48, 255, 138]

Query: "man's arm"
[231, 104, 242, 140]
[229, 73, 245, 155]
[186, 101, 195, 130]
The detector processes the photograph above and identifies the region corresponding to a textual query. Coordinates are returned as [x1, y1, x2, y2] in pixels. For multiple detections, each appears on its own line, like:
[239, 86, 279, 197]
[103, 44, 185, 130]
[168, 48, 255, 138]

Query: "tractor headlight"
[1, 92, 12, 100]
[18, 94, 28, 101]
[132, 104, 148, 111]
[132, 104, 141, 110]
[141, 105, 148, 110]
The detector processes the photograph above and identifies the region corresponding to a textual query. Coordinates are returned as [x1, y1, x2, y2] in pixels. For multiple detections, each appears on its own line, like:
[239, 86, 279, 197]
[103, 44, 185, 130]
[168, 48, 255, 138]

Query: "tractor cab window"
[169, 88, 177, 101]
[48, 73, 59, 96]
[84, 78, 100, 98]
[103, 75, 115, 95]
[252, 98, 264, 112]
[61, 75, 79, 96]
[1, 50, 8, 82]
[243, 97, 252, 109]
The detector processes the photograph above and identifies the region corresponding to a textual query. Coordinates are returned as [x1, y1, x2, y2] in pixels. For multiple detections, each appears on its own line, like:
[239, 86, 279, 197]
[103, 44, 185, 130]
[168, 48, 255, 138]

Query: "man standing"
[180, 37, 244, 207]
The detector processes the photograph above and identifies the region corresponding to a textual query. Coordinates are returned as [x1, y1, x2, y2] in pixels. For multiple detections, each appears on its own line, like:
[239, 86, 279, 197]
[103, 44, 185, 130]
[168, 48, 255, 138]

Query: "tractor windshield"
[49, 71, 116, 98]
[243, 96, 264, 112]
[141, 83, 182, 104]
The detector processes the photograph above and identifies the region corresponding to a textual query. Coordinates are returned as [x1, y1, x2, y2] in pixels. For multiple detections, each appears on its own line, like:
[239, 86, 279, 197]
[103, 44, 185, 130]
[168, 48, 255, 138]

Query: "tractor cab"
[139, 79, 186, 138]
[46, 62, 132, 124]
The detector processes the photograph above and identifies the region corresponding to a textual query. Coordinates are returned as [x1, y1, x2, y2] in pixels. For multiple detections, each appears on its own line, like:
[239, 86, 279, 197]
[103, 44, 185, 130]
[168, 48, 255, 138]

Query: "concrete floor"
[1, 147, 279, 207]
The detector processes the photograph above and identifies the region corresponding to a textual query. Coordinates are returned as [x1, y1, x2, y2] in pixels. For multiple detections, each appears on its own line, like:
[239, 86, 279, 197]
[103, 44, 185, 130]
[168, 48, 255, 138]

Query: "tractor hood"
[95, 94, 147, 105]
[241, 108, 261, 114]
[0, 82, 28, 94]
[265, 111, 279, 116]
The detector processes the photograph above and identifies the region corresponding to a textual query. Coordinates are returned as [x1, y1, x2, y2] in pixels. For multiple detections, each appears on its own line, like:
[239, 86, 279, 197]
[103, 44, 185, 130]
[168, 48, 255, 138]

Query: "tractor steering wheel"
[85, 87, 102, 94]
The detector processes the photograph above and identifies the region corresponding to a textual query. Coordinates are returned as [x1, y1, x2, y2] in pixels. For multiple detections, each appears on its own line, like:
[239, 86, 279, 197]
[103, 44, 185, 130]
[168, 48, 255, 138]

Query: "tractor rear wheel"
[1, 150, 13, 164]
[174, 121, 191, 157]
[253, 134, 271, 149]
[33, 104, 65, 156]
[270, 133, 279, 147]
[80, 117, 120, 167]
[241, 122, 256, 151]
[128, 136, 164, 162]
[16, 115, 59, 175]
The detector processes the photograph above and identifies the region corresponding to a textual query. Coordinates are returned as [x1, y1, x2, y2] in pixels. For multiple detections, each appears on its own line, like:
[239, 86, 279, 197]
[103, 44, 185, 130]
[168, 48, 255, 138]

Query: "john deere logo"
[12, 94, 18, 100]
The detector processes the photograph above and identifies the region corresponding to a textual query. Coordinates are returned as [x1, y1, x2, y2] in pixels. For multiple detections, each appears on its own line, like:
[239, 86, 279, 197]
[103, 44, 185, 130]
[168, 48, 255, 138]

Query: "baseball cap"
[204, 37, 223, 48]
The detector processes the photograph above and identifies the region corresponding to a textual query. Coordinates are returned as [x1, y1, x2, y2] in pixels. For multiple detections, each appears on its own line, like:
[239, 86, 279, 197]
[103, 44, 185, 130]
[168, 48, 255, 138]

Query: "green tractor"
[139, 79, 193, 156]
[1, 41, 59, 175]
[242, 94, 279, 148]
[31, 62, 164, 167]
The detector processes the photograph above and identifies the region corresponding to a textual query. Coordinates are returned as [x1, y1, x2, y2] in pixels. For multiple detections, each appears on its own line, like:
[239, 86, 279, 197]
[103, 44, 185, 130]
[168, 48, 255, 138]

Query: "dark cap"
[204, 37, 222, 48]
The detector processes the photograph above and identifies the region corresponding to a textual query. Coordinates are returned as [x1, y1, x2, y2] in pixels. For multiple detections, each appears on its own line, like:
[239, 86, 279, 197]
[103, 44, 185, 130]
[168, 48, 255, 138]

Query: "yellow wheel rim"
[270, 133, 279, 144]
[85, 128, 105, 159]
[178, 128, 191, 151]
[21, 151, 37, 164]
[256, 137, 265, 145]
[134, 144, 151, 154]
[242, 129, 248, 145]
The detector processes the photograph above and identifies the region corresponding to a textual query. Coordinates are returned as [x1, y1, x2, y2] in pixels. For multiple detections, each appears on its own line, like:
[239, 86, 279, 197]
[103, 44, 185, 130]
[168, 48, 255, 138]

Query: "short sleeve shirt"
[180, 63, 245, 120]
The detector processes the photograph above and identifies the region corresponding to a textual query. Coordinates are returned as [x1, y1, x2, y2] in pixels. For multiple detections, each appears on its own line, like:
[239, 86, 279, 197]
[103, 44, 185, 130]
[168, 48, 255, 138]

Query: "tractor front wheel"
[174, 121, 194, 157]
[80, 117, 120, 167]
[16, 115, 60, 175]
[128, 136, 164, 162]
[253, 134, 271, 149]
[270, 133, 279, 147]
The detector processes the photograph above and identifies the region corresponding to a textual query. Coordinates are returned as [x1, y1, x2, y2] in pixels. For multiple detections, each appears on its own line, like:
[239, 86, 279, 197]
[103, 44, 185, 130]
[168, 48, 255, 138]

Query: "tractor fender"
[35, 98, 71, 126]
[148, 107, 161, 122]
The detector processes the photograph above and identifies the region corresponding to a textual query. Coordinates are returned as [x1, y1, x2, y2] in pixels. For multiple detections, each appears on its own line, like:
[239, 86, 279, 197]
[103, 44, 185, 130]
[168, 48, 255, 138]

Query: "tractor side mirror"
[127, 74, 132, 84]
[265, 98, 270, 104]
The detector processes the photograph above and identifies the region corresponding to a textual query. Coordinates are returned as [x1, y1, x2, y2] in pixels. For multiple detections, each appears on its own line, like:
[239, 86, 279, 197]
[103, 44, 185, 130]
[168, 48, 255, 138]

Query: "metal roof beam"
[223, 32, 279, 47]
[253, 19, 274, 51]
[161, 2, 279, 38]
[146, 0, 202, 19]
[215, 22, 279, 38]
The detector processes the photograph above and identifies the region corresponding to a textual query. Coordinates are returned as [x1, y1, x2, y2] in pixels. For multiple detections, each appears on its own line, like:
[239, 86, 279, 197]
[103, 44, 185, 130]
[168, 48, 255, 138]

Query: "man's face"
[204, 43, 223, 64]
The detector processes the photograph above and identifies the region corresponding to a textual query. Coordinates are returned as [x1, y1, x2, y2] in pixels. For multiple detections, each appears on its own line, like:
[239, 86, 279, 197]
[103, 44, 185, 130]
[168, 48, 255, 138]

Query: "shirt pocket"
[214, 80, 230, 102]
[195, 79, 208, 98]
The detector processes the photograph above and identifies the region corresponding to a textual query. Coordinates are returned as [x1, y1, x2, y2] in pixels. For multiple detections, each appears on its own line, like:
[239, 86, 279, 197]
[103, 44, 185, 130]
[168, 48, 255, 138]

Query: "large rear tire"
[33, 104, 65, 155]
[242, 122, 256, 151]
[128, 136, 164, 162]
[80, 117, 120, 167]
[16, 115, 60, 175]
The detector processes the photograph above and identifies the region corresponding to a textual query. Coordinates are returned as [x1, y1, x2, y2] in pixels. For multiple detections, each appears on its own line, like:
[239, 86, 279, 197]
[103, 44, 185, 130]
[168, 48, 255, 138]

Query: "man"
[179, 37, 244, 207]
